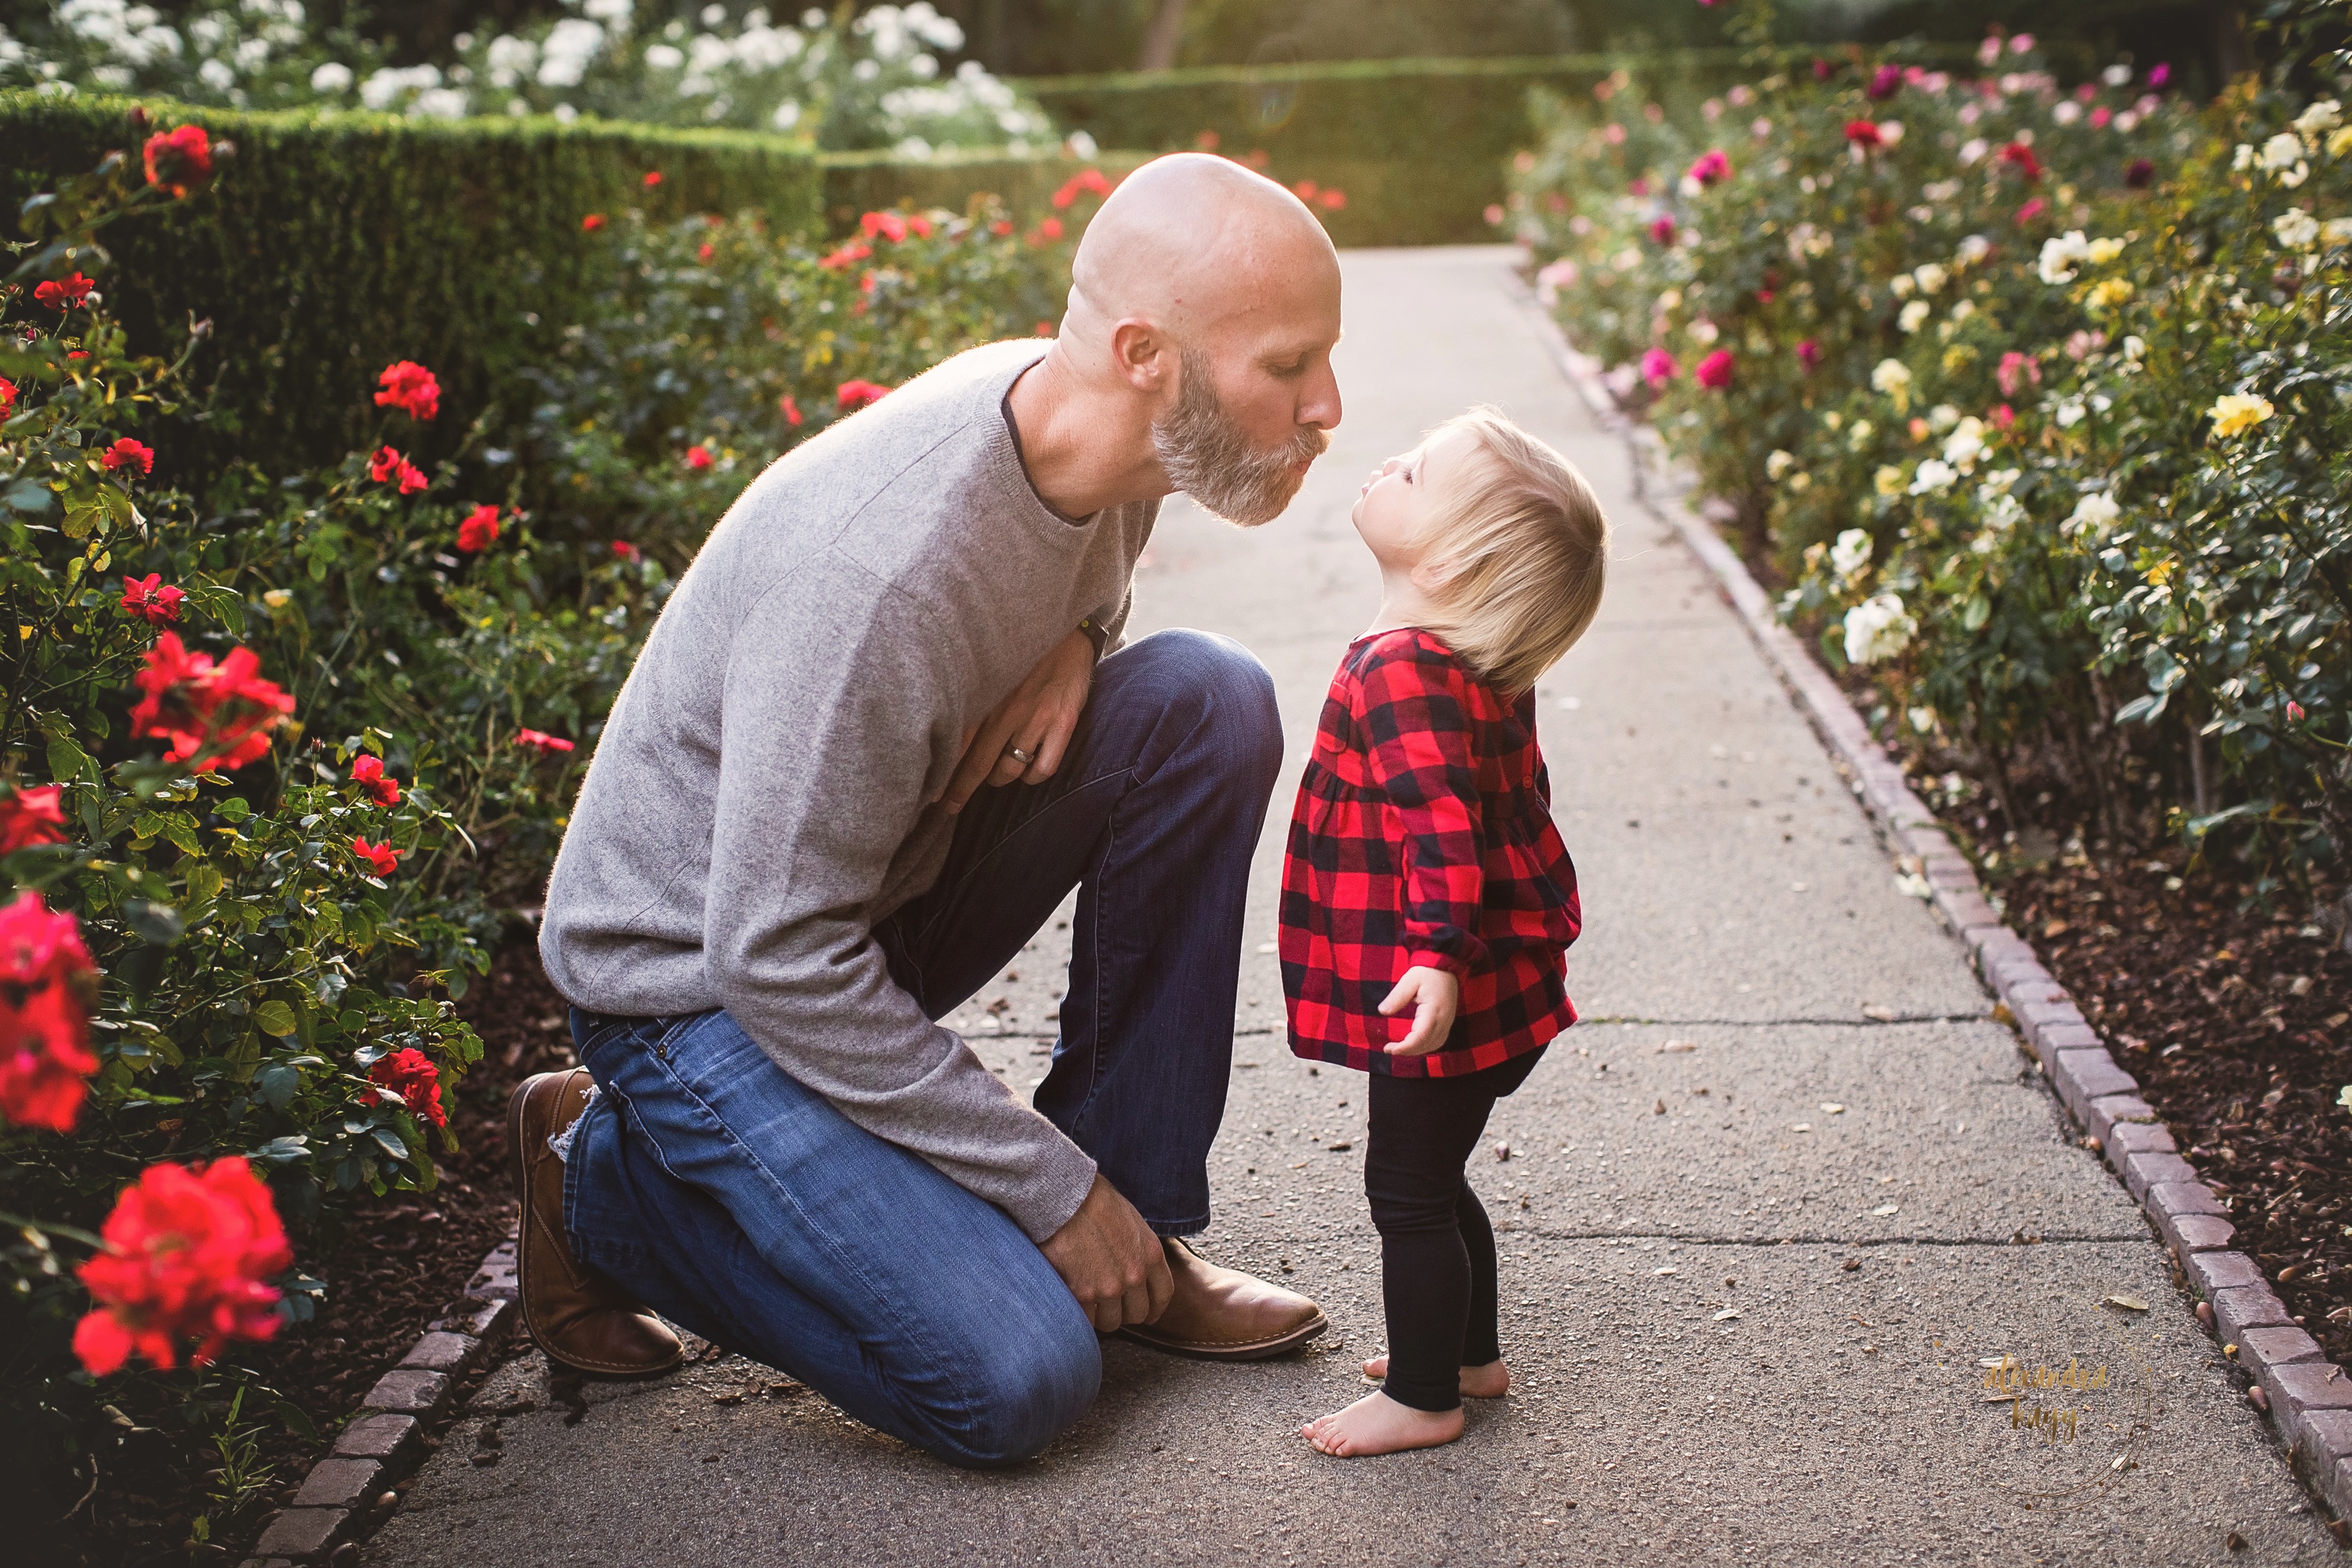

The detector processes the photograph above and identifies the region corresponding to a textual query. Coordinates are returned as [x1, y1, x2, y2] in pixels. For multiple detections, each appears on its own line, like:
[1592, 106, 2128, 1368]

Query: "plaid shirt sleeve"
[1356, 638, 1489, 978]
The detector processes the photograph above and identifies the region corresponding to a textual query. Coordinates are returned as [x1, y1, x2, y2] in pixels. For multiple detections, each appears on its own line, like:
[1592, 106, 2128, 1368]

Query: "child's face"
[1349, 426, 1475, 572]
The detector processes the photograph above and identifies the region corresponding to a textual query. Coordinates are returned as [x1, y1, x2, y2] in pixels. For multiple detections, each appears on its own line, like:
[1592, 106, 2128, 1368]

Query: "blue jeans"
[561, 630, 1283, 1466]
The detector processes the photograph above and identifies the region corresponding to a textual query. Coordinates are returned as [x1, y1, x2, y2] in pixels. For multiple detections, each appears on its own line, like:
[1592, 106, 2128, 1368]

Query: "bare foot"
[1301, 1390, 1464, 1457]
[1359, 1355, 1509, 1399]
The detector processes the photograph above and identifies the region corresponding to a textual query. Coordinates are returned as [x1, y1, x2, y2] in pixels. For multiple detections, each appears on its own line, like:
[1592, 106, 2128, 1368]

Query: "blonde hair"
[1414, 408, 1610, 696]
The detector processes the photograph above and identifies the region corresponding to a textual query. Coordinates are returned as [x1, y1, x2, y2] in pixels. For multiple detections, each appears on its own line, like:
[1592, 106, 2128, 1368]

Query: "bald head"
[1065, 152, 1339, 356]
[1004, 152, 1342, 523]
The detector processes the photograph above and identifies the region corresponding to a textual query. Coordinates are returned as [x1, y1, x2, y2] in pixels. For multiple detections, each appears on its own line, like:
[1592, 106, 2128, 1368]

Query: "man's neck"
[1004, 349, 1168, 520]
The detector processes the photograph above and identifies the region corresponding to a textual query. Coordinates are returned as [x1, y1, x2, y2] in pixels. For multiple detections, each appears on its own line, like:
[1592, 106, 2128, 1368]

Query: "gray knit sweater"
[539, 339, 1156, 1242]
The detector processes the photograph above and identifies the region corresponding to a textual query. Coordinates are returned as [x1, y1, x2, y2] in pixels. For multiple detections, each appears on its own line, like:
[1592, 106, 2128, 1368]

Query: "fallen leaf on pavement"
[2103, 1293, 2149, 1312]
[1653, 1098, 1667, 1115]
[1657, 1040, 1697, 1053]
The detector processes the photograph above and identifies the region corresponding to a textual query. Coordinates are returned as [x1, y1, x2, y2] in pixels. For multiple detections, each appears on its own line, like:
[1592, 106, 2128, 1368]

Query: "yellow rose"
[2085, 278, 2135, 310]
[1874, 465, 1905, 497]
[2208, 392, 2276, 438]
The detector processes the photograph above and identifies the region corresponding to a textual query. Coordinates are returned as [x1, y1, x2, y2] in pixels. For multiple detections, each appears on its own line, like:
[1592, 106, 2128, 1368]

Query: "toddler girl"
[1282, 408, 1607, 1457]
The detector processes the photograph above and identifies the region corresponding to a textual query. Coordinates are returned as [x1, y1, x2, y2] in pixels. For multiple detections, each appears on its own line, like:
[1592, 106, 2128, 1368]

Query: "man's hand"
[1039, 1173, 1174, 1333]
[1379, 964, 1460, 1055]
[940, 628, 1094, 814]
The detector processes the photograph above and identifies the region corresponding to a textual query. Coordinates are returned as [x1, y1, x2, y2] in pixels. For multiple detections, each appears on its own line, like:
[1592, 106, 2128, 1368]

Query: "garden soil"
[340, 248, 2342, 1566]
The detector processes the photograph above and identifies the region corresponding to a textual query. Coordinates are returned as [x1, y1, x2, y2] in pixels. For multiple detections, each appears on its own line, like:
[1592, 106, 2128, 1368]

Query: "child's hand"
[1378, 965, 1460, 1055]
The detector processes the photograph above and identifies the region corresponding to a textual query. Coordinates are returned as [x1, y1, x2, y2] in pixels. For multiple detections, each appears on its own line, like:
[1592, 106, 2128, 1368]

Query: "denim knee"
[1124, 627, 1283, 788]
[929, 1311, 1101, 1468]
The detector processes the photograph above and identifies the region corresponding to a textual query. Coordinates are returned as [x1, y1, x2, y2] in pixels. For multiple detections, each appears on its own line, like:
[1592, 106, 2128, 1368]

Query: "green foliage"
[1522, 39, 2352, 877]
[1024, 47, 1966, 244]
[816, 145, 1151, 234]
[516, 194, 1101, 563]
[0, 90, 824, 481]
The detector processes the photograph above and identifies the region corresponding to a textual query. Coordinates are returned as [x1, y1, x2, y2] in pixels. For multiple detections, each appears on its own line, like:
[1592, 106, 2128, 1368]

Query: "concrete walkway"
[365, 249, 2337, 1566]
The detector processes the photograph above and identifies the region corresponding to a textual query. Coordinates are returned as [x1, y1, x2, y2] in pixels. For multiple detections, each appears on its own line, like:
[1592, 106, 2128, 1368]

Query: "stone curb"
[240, 1232, 520, 1566]
[1523, 292, 2352, 1526]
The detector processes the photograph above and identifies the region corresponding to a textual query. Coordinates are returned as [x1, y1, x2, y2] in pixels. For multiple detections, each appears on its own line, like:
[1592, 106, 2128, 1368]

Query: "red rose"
[1997, 142, 2043, 183]
[1796, 339, 1822, 371]
[779, 394, 804, 426]
[611, 539, 641, 562]
[0, 377, 16, 414]
[100, 438, 154, 477]
[349, 754, 401, 808]
[699, 242, 715, 262]
[1033, 216, 1064, 243]
[1844, 119, 1883, 149]
[514, 728, 576, 755]
[2286, 699, 2307, 722]
[990, 220, 1013, 236]
[582, 213, 607, 231]
[907, 213, 935, 237]
[34, 274, 95, 311]
[819, 241, 872, 272]
[129, 633, 295, 772]
[362, 1046, 446, 1129]
[1866, 64, 1903, 101]
[373, 361, 441, 421]
[370, 446, 426, 492]
[684, 445, 713, 470]
[1990, 402, 2016, 430]
[1694, 350, 1735, 390]
[0, 785, 67, 855]
[119, 573, 185, 626]
[2125, 158, 2155, 189]
[0, 890, 98, 1133]
[72, 1158, 291, 1375]
[142, 125, 213, 196]
[1650, 216, 1678, 245]
[643, 170, 662, 188]
[2013, 196, 2046, 226]
[836, 379, 891, 412]
[350, 836, 401, 878]
[861, 210, 909, 242]
[456, 503, 501, 554]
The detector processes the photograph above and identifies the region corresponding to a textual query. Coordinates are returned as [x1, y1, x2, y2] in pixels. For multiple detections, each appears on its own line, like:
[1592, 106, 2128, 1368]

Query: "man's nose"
[1299, 362, 1342, 432]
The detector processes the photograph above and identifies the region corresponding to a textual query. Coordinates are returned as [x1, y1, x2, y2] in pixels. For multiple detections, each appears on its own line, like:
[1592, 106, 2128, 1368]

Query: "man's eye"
[1271, 357, 1309, 378]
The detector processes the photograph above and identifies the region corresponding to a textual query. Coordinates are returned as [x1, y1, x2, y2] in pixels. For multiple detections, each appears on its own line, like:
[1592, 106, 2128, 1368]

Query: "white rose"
[1909, 459, 1958, 495]
[1843, 593, 1918, 665]
[1913, 262, 1949, 294]
[1899, 299, 1932, 333]
[2067, 491, 2122, 535]
[2274, 209, 2321, 250]
[1871, 359, 1912, 394]
[1829, 528, 1873, 579]
[1766, 449, 1798, 481]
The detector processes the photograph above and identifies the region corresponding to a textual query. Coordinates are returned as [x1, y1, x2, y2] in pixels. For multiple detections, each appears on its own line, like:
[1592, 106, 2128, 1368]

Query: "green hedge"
[0, 93, 822, 477]
[816, 146, 1152, 234]
[1022, 47, 1983, 245]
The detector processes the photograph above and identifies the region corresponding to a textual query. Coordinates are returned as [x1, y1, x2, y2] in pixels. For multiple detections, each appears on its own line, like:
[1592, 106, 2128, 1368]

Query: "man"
[514, 153, 1347, 1466]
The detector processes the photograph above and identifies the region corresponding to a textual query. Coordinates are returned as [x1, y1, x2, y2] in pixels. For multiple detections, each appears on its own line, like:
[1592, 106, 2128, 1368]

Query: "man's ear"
[1109, 318, 1172, 393]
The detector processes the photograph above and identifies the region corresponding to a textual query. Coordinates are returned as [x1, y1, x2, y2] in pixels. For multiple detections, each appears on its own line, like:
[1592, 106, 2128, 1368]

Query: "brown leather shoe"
[1116, 1238, 1329, 1361]
[510, 1069, 684, 1377]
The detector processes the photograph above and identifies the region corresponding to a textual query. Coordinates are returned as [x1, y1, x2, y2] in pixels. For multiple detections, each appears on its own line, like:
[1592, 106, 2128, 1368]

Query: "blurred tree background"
[0, 1, 2252, 79]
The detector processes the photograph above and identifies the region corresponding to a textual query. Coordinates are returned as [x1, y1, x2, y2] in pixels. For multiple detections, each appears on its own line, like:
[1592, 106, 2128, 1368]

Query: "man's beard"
[1152, 349, 1329, 528]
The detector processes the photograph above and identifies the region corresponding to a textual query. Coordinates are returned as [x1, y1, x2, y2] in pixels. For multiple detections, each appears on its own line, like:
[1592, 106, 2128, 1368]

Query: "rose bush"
[1523, 27, 2351, 884]
[3, 113, 1108, 1548]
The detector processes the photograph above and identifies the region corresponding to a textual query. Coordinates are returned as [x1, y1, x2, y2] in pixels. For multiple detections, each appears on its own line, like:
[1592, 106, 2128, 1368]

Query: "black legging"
[1363, 1047, 1546, 1413]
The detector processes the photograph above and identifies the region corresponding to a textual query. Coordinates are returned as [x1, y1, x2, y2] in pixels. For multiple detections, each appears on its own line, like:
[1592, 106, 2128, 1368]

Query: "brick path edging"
[1523, 291, 2352, 1526]
[240, 1234, 521, 1566]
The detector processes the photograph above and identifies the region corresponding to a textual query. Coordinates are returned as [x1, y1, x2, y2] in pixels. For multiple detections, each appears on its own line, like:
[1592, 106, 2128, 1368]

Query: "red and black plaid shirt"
[1279, 628, 1581, 1078]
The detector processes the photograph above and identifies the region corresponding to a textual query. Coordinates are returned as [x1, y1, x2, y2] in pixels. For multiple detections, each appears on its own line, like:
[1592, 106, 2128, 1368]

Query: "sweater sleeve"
[699, 561, 1098, 1243]
[1356, 638, 1489, 977]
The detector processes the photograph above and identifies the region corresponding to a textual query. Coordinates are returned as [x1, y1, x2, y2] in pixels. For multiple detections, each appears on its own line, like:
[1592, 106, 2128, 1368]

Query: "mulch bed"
[1998, 855, 2352, 1365]
[60, 940, 570, 1566]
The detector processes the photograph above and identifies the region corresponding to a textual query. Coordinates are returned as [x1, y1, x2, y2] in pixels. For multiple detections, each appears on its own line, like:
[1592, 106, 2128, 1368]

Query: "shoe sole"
[1114, 1307, 1330, 1363]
